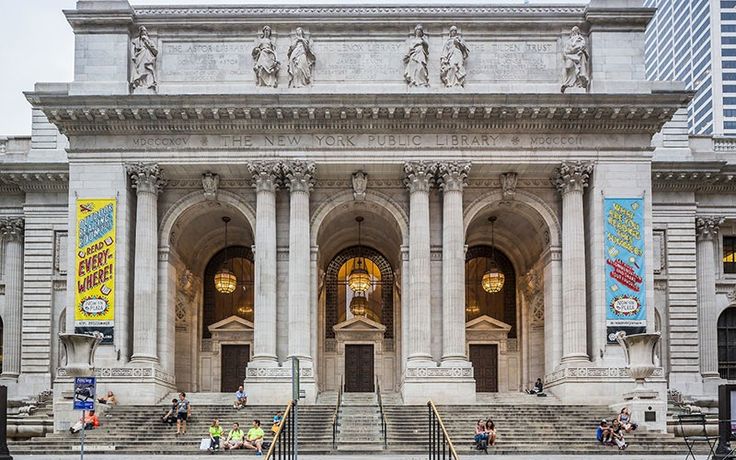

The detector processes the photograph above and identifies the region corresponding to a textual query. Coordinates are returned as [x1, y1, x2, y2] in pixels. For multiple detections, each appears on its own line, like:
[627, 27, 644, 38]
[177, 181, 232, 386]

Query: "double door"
[469, 344, 499, 393]
[220, 344, 250, 393]
[344, 344, 375, 392]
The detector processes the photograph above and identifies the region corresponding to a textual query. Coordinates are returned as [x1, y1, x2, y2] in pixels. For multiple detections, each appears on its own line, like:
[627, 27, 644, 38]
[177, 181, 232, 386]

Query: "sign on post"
[73, 377, 96, 411]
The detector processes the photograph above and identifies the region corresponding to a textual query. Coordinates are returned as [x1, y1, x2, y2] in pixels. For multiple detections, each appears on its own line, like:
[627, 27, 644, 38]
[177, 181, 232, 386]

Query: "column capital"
[126, 162, 166, 194]
[553, 161, 593, 195]
[437, 161, 471, 192]
[0, 217, 24, 242]
[282, 160, 316, 193]
[403, 161, 436, 193]
[696, 216, 725, 241]
[247, 161, 281, 193]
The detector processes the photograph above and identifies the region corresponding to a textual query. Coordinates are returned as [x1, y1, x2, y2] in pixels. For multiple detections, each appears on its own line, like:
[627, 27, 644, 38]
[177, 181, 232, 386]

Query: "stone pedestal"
[610, 395, 667, 433]
[401, 365, 476, 404]
[244, 361, 316, 405]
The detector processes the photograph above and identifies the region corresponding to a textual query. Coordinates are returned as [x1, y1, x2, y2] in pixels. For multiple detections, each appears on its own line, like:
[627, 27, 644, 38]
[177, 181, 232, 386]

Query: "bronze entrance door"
[221, 344, 250, 393]
[469, 344, 499, 392]
[344, 344, 375, 392]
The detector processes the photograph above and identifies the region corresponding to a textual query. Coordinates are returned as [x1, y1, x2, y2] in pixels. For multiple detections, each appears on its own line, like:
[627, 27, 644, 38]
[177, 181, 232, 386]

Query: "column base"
[401, 360, 475, 405]
[702, 374, 726, 397]
[559, 353, 590, 366]
[244, 360, 316, 405]
[130, 354, 160, 365]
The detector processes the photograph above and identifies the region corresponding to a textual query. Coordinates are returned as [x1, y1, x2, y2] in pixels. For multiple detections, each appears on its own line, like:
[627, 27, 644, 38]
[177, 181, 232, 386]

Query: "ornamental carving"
[561, 26, 589, 93]
[552, 161, 593, 195]
[404, 25, 430, 87]
[126, 163, 166, 194]
[695, 216, 724, 241]
[202, 172, 219, 200]
[0, 217, 24, 242]
[130, 26, 158, 93]
[403, 161, 436, 193]
[247, 161, 281, 192]
[440, 26, 469, 87]
[500, 172, 518, 200]
[287, 27, 315, 88]
[352, 170, 368, 201]
[404, 367, 473, 378]
[437, 161, 471, 191]
[246, 366, 313, 378]
[282, 160, 316, 193]
[252, 25, 280, 87]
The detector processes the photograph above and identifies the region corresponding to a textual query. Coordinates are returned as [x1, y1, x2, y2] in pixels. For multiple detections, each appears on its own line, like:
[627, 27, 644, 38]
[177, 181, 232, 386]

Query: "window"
[719, 308, 736, 379]
[724, 236, 736, 274]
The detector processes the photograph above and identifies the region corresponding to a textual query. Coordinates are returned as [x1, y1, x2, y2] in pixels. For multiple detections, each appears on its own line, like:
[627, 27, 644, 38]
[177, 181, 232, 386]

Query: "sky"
[0, 0, 587, 135]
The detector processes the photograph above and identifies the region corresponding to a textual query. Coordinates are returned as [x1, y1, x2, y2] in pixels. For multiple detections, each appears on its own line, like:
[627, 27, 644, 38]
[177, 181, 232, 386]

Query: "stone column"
[404, 161, 436, 364]
[553, 161, 593, 364]
[696, 216, 724, 379]
[283, 161, 315, 363]
[248, 162, 280, 364]
[127, 163, 165, 363]
[0, 218, 24, 378]
[437, 161, 471, 363]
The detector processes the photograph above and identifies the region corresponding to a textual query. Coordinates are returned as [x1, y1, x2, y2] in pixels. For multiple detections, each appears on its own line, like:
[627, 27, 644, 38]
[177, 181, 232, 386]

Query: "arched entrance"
[718, 307, 736, 380]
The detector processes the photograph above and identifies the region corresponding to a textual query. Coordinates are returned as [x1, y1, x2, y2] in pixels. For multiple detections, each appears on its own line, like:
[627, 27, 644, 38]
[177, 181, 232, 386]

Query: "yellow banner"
[74, 199, 115, 342]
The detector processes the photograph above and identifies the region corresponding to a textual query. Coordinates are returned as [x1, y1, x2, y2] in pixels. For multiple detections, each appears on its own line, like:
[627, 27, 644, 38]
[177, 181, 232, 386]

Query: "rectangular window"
[724, 236, 736, 274]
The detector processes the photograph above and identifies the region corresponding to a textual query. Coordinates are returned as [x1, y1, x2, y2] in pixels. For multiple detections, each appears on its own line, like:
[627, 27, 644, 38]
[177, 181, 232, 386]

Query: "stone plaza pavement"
[11, 455, 708, 460]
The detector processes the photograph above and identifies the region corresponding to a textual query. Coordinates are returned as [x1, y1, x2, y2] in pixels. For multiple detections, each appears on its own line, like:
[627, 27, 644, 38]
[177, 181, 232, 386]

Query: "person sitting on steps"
[526, 378, 544, 395]
[610, 419, 628, 450]
[473, 419, 489, 452]
[243, 419, 265, 456]
[234, 385, 248, 409]
[596, 419, 613, 445]
[162, 398, 178, 426]
[617, 407, 637, 433]
[208, 418, 223, 452]
[224, 422, 245, 450]
[485, 419, 497, 447]
[69, 410, 100, 434]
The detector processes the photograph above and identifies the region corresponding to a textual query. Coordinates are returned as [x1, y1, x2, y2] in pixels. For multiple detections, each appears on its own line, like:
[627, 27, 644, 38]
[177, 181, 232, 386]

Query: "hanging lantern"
[236, 304, 254, 316]
[465, 302, 480, 315]
[347, 216, 371, 294]
[482, 216, 505, 293]
[349, 293, 368, 317]
[215, 216, 238, 294]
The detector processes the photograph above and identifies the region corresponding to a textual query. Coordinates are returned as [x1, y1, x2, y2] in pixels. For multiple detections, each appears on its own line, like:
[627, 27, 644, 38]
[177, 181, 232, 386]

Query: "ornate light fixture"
[237, 304, 253, 316]
[482, 216, 505, 293]
[214, 216, 237, 294]
[347, 216, 371, 294]
[465, 302, 480, 316]
[349, 293, 368, 317]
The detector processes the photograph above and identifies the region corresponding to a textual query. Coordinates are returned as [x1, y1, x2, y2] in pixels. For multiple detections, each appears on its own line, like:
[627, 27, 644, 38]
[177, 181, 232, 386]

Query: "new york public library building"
[1, 0, 735, 432]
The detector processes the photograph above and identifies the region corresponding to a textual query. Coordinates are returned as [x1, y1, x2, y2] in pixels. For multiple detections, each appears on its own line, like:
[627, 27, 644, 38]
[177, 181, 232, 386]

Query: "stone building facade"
[0, 0, 731, 416]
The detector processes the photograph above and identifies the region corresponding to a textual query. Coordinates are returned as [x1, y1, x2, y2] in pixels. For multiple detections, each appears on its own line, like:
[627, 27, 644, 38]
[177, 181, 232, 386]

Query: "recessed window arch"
[465, 245, 517, 338]
[202, 246, 254, 338]
[718, 307, 736, 379]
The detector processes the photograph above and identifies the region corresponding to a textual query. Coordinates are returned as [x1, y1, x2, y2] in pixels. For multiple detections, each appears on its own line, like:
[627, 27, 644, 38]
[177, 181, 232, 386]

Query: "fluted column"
[437, 161, 471, 363]
[696, 216, 724, 379]
[248, 162, 280, 364]
[404, 161, 435, 364]
[284, 161, 315, 363]
[0, 218, 24, 378]
[127, 163, 165, 363]
[553, 161, 593, 364]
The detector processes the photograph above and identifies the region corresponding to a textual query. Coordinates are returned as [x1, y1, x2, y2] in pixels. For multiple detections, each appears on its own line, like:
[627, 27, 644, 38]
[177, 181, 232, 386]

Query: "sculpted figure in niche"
[404, 24, 430, 87]
[287, 27, 316, 88]
[440, 26, 469, 87]
[252, 25, 280, 87]
[561, 26, 590, 93]
[130, 26, 159, 93]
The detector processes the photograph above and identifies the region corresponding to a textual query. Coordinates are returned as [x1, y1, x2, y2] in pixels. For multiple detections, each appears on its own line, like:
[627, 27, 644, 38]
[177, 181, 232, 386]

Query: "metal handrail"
[331, 375, 343, 449]
[265, 400, 295, 460]
[428, 400, 459, 460]
[376, 376, 387, 449]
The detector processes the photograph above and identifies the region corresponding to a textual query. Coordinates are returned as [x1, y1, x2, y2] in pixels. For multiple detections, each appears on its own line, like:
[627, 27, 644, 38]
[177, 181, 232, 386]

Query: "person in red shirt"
[70, 410, 100, 434]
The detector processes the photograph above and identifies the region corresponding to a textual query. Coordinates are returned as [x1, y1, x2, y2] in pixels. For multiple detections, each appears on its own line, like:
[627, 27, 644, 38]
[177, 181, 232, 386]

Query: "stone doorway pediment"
[207, 315, 254, 334]
[465, 315, 512, 332]
[333, 316, 387, 334]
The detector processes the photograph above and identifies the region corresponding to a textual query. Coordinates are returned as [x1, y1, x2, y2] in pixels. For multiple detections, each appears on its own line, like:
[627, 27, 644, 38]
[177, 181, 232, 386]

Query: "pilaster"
[695, 216, 724, 382]
[0, 218, 24, 379]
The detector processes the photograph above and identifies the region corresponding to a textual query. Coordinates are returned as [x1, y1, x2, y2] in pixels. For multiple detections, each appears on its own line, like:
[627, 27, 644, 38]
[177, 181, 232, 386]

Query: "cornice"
[652, 161, 736, 193]
[27, 92, 691, 136]
[0, 169, 69, 193]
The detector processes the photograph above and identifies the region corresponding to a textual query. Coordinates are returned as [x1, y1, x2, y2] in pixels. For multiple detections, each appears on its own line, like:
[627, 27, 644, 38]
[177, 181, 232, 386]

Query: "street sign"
[291, 357, 300, 401]
[73, 377, 96, 411]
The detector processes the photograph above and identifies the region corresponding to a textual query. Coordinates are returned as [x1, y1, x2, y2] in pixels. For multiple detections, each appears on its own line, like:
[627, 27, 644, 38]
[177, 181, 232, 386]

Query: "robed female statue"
[440, 26, 469, 87]
[252, 26, 280, 87]
[404, 25, 430, 87]
[287, 27, 316, 88]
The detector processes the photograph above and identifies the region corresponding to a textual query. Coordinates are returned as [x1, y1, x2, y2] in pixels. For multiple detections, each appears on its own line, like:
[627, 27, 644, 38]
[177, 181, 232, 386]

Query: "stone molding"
[403, 161, 436, 193]
[126, 162, 166, 194]
[0, 172, 69, 193]
[246, 366, 314, 378]
[134, 6, 586, 17]
[404, 366, 473, 378]
[552, 160, 594, 195]
[652, 165, 736, 192]
[0, 217, 25, 242]
[247, 161, 281, 192]
[282, 160, 316, 193]
[696, 216, 725, 241]
[544, 366, 665, 385]
[57, 367, 176, 385]
[436, 161, 471, 192]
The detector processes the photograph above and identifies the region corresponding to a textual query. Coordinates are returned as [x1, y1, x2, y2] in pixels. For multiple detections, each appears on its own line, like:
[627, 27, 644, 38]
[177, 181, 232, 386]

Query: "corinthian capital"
[282, 160, 315, 193]
[0, 217, 24, 242]
[437, 161, 471, 192]
[553, 161, 593, 195]
[696, 216, 725, 241]
[126, 163, 166, 194]
[247, 161, 281, 193]
[403, 161, 436, 193]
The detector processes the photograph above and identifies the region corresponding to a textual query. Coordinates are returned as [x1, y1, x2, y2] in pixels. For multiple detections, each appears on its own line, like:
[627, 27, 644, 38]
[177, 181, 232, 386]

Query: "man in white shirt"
[234, 385, 248, 409]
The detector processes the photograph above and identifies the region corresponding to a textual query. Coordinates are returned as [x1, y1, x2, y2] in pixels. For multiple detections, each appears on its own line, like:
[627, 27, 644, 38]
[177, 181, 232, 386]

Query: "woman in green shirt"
[224, 422, 245, 450]
[208, 418, 223, 452]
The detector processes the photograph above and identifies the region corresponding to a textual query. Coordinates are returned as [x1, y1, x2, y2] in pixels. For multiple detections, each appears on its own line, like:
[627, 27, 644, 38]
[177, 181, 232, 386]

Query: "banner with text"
[74, 198, 116, 344]
[605, 197, 647, 343]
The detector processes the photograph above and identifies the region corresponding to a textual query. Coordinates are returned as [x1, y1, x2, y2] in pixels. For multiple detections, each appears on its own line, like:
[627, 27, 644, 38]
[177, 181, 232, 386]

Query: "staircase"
[335, 393, 384, 452]
[9, 404, 334, 455]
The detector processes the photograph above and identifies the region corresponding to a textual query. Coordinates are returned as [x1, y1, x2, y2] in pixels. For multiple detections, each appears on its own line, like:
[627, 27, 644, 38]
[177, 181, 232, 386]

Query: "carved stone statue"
[440, 26, 469, 87]
[561, 26, 590, 93]
[202, 172, 219, 200]
[287, 27, 316, 88]
[404, 25, 430, 87]
[252, 25, 280, 87]
[500, 172, 518, 201]
[352, 171, 368, 201]
[130, 26, 158, 93]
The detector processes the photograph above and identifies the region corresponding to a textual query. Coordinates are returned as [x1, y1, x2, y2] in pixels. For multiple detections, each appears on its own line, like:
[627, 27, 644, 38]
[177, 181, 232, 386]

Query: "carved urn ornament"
[59, 332, 103, 377]
[615, 330, 661, 393]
